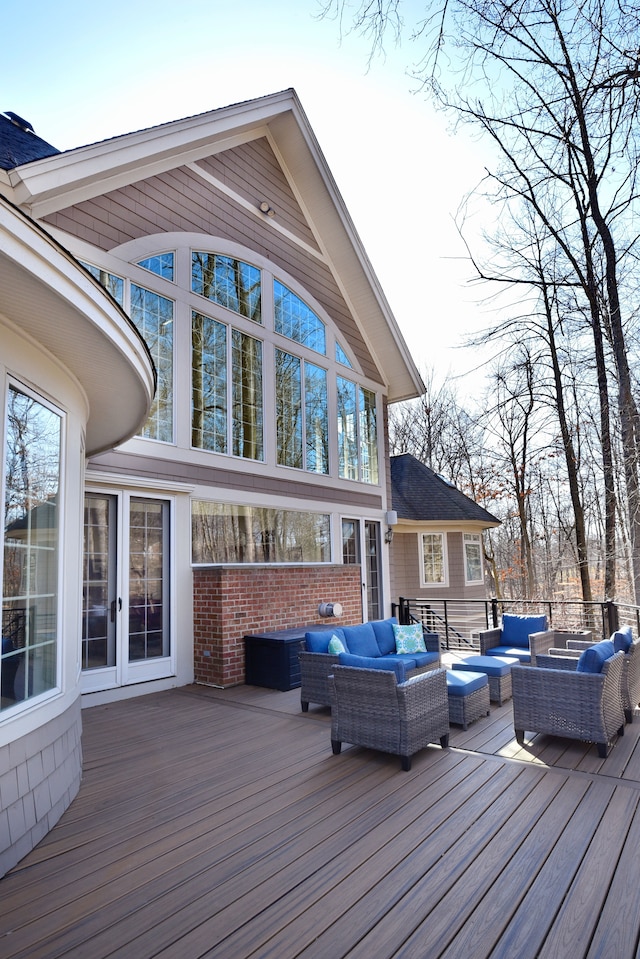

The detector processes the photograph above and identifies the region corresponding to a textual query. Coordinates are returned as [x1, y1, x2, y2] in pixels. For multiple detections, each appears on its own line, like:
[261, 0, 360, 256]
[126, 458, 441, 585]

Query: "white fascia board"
[9, 91, 297, 217]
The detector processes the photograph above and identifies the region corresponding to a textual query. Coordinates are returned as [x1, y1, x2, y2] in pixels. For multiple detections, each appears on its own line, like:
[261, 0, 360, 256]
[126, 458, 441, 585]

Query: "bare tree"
[323, 0, 640, 599]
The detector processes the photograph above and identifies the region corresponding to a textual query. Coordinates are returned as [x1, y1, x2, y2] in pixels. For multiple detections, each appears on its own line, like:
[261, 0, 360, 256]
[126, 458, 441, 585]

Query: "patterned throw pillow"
[328, 634, 346, 655]
[393, 623, 427, 654]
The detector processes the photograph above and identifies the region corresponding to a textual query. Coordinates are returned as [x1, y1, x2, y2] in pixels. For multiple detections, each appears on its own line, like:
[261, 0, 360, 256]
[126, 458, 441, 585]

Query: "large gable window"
[2, 384, 62, 711]
[89, 243, 379, 484]
[192, 253, 261, 322]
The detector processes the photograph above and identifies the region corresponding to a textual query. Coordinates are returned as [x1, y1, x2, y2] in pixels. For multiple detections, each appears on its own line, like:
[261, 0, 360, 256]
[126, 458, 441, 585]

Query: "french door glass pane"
[129, 498, 169, 661]
[82, 494, 116, 669]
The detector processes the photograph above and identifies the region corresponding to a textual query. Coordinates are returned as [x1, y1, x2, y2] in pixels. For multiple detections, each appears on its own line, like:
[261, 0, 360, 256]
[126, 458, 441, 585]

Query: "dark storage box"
[244, 625, 333, 691]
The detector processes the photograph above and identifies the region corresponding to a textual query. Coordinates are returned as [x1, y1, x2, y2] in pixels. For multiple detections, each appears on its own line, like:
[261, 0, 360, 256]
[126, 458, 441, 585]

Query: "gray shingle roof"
[0, 112, 59, 170]
[391, 453, 500, 525]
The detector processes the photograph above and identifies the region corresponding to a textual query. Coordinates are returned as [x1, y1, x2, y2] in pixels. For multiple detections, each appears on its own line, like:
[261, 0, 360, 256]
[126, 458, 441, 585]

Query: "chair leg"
[440, 734, 449, 748]
[301, 700, 309, 712]
[597, 742, 609, 758]
[515, 729, 525, 745]
[331, 739, 341, 755]
[401, 755, 412, 772]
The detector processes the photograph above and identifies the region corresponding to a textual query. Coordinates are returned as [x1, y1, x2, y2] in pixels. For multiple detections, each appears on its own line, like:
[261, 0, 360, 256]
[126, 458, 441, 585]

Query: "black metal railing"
[391, 597, 640, 652]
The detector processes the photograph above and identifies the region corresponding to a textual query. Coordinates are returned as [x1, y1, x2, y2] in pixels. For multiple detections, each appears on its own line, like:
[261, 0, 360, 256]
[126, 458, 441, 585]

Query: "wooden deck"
[3, 683, 640, 958]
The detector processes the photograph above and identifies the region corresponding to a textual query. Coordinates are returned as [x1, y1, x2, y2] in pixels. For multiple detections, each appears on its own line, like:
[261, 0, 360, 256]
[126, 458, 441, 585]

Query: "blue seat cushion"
[410, 651, 440, 669]
[305, 627, 346, 654]
[613, 625, 633, 653]
[446, 670, 488, 696]
[453, 655, 516, 676]
[501, 613, 548, 648]
[371, 617, 398, 655]
[576, 639, 616, 674]
[338, 652, 406, 683]
[342, 623, 380, 658]
[486, 646, 531, 664]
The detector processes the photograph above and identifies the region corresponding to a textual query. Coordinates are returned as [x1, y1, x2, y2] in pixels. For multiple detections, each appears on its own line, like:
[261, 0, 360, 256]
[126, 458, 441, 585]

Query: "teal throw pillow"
[393, 623, 427, 654]
[328, 634, 346, 655]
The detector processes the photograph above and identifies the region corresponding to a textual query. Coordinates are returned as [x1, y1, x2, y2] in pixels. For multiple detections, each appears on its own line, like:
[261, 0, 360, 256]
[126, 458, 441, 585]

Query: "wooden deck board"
[2, 683, 640, 958]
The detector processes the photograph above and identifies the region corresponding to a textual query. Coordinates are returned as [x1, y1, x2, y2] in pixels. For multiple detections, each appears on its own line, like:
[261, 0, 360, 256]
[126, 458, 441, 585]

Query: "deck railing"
[392, 596, 640, 652]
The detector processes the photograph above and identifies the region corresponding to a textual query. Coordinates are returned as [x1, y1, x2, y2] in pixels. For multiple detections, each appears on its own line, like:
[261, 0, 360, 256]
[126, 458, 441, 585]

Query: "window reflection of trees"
[192, 253, 261, 323]
[274, 280, 326, 354]
[2, 386, 60, 710]
[191, 502, 330, 564]
[131, 285, 174, 443]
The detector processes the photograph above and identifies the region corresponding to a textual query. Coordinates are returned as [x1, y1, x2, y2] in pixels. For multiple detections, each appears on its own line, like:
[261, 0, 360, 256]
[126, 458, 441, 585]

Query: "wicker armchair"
[540, 634, 640, 724]
[329, 665, 450, 771]
[511, 651, 625, 758]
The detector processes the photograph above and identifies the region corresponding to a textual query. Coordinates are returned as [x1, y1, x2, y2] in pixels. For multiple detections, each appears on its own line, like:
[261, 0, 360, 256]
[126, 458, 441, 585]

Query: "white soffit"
[0, 197, 155, 455]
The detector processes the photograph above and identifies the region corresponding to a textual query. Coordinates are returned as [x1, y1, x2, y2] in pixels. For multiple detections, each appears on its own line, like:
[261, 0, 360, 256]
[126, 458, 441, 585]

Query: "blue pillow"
[371, 617, 398, 655]
[501, 614, 547, 648]
[576, 639, 616, 674]
[338, 652, 405, 683]
[342, 623, 380, 658]
[305, 628, 346, 653]
[613, 625, 633, 653]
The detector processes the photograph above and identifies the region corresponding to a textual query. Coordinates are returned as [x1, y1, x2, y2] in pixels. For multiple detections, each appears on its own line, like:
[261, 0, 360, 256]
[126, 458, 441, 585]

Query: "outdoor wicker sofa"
[299, 617, 440, 712]
[511, 646, 626, 758]
[329, 664, 450, 771]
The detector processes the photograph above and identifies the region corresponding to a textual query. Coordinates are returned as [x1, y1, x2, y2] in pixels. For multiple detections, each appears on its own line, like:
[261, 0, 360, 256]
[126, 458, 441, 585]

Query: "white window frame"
[419, 531, 448, 588]
[464, 532, 484, 585]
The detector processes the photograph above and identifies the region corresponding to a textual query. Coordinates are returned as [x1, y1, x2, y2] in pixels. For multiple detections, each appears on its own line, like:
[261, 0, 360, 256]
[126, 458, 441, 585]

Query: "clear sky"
[1, 0, 497, 399]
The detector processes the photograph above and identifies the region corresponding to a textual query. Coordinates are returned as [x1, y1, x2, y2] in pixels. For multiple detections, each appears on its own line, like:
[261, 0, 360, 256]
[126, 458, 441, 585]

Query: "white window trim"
[419, 531, 448, 588]
[463, 532, 484, 585]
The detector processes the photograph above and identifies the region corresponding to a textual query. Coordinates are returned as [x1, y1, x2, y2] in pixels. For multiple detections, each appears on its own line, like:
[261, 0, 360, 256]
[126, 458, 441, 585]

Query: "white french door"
[342, 518, 383, 620]
[81, 491, 172, 693]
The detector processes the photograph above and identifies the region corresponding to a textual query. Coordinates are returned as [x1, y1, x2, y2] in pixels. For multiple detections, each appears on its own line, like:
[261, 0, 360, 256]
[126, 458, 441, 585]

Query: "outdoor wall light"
[384, 509, 397, 544]
[318, 602, 343, 618]
[259, 200, 276, 217]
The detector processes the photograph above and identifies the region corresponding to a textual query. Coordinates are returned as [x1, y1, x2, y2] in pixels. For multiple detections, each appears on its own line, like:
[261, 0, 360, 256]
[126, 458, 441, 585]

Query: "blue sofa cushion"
[342, 623, 380, 658]
[338, 652, 406, 683]
[305, 627, 346, 654]
[393, 623, 427, 654]
[410, 651, 440, 669]
[371, 617, 398, 655]
[446, 670, 488, 696]
[576, 639, 616, 674]
[486, 645, 531, 663]
[501, 614, 548, 648]
[327, 635, 346, 655]
[613, 625, 633, 653]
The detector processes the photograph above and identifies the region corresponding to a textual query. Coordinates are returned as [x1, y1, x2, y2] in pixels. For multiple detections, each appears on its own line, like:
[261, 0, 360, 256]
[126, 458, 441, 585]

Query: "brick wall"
[193, 565, 362, 687]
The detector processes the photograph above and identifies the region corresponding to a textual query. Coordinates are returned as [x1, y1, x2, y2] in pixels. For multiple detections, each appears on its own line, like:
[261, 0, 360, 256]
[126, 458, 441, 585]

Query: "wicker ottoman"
[446, 670, 490, 730]
[451, 655, 518, 705]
